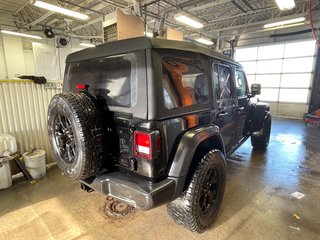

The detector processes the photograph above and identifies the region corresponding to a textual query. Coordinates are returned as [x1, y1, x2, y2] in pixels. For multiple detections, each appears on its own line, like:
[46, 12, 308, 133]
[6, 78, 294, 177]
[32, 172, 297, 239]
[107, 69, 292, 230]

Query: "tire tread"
[167, 150, 226, 233]
[48, 92, 103, 180]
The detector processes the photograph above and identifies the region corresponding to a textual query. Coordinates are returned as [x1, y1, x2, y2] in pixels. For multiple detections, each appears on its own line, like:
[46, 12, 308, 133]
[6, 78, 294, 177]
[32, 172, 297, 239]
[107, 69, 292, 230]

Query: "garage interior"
[0, 0, 320, 239]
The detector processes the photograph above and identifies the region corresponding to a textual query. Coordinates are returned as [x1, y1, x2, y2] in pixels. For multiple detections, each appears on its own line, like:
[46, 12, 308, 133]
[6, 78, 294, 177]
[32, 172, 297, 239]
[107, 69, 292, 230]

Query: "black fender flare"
[168, 125, 225, 178]
[252, 102, 270, 132]
[168, 125, 225, 199]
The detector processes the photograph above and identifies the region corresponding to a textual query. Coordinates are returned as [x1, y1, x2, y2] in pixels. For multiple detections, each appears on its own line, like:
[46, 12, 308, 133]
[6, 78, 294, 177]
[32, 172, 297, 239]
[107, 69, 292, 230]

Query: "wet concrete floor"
[0, 118, 319, 240]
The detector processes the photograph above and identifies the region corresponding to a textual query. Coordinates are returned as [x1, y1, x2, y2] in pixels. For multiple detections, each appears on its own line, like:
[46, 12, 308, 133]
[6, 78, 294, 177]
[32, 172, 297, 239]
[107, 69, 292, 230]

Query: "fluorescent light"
[32, 0, 89, 20]
[195, 37, 213, 46]
[80, 42, 95, 47]
[275, 0, 295, 10]
[263, 17, 305, 28]
[174, 15, 203, 29]
[261, 22, 305, 31]
[0, 30, 43, 39]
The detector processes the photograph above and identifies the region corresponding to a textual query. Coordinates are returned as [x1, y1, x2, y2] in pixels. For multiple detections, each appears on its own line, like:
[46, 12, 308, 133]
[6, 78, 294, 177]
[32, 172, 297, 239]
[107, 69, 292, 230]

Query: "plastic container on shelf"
[0, 134, 16, 190]
[0, 158, 12, 189]
[0, 134, 17, 157]
[23, 150, 46, 179]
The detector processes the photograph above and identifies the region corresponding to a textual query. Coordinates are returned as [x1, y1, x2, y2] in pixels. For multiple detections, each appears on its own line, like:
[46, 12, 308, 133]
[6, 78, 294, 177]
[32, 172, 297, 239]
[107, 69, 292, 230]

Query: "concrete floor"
[0, 118, 319, 240]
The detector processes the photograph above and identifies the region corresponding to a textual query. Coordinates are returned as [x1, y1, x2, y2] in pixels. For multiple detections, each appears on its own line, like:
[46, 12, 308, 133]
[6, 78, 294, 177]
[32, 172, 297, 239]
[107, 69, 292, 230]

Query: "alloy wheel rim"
[53, 113, 76, 163]
[199, 167, 220, 215]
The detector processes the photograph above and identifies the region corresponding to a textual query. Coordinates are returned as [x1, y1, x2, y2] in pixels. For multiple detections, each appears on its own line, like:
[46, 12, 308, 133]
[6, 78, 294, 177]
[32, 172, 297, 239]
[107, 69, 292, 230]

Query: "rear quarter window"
[161, 56, 209, 109]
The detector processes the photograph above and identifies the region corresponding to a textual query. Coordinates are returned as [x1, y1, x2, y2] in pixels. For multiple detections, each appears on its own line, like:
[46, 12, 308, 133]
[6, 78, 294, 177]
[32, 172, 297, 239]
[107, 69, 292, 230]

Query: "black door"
[234, 68, 250, 141]
[212, 63, 236, 151]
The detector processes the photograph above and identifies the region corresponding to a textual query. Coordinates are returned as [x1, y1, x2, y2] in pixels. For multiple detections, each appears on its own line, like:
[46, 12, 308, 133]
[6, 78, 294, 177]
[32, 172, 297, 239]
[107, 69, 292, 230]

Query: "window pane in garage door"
[235, 47, 257, 61]
[281, 73, 312, 88]
[282, 57, 314, 73]
[256, 59, 282, 74]
[259, 88, 279, 101]
[256, 74, 280, 87]
[246, 74, 255, 86]
[240, 61, 256, 74]
[279, 89, 309, 103]
[284, 40, 316, 58]
[258, 44, 284, 60]
[236, 40, 315, 111]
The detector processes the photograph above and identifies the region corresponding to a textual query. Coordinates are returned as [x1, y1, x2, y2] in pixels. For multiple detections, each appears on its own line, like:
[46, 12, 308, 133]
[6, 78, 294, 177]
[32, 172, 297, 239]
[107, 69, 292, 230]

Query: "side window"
[213, 64, 219, 98]
[212, 63, 232, 100]
[219, 65, 232, 99]
[235, 69, 247, 97]
[162, 56, 209, 109]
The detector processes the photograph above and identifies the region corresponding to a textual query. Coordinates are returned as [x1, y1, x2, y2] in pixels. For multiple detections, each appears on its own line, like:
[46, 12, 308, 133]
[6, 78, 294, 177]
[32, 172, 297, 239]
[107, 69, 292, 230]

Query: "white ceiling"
[0, 0, 319, 43]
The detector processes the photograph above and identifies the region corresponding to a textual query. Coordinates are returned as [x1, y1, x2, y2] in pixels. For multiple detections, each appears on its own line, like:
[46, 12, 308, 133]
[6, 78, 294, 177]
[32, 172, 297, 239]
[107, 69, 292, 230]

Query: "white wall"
[0, 34, 37, 79]
[0, 37, 7, 79]
[32, 38, 84, 80]
[23, 42, 37, 75]
[0, 34, 86, 80]
[1, 35, 29, 78]
[33, 39, 60, 80]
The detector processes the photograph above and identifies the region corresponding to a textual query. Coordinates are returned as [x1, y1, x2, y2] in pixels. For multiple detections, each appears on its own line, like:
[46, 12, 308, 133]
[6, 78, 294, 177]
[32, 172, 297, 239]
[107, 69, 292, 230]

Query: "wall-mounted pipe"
[158, 14, 166, 37]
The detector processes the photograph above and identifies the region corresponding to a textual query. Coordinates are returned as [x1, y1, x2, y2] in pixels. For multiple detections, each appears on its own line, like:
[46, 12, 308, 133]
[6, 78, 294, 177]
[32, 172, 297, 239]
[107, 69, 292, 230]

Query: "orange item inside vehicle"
[163, 60, 198, 127]
[314, 109, 320, 117]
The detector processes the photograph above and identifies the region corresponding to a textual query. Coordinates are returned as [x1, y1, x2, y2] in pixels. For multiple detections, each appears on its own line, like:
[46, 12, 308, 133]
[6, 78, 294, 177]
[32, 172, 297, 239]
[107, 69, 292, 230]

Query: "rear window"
[162, 56, 209, 109]
[66, 53, 137, 108]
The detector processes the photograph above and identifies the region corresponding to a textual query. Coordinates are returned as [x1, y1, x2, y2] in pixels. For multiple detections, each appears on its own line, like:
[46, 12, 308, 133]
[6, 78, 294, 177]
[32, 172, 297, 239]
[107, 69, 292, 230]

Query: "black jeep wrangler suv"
[48, 37, 271, 233]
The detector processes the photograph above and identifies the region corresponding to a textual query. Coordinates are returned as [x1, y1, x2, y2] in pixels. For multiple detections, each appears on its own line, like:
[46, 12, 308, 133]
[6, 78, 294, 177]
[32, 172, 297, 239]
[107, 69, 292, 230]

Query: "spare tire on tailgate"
[48, 92, 104, 180]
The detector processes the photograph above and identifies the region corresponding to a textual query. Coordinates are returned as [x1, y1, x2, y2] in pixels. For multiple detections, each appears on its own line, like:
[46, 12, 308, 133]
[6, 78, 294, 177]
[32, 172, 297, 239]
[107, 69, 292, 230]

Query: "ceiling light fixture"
[174, 15, 203, 29]
[263, 17, 305, 28]
[195, 37, 213, 46]
[275, 0, 296, 10]
[80, 42, 95, 47]
[32, 0, 89, 20]
[261, 22, 305, 32]
[0, 30, 43, 39]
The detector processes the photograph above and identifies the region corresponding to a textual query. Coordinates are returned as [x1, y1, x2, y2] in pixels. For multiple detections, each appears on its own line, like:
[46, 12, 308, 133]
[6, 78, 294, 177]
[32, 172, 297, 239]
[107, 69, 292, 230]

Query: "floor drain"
[104, 197, 134, 218]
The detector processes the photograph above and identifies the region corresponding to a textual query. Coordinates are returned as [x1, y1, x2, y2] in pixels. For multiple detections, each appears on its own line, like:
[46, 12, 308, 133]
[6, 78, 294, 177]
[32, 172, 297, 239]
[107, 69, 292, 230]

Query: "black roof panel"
[66, 37, 240, 66]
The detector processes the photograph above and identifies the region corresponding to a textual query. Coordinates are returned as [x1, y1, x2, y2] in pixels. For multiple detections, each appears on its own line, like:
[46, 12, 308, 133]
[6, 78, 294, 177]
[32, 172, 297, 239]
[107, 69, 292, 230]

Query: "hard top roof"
[66, 37, 240, 66]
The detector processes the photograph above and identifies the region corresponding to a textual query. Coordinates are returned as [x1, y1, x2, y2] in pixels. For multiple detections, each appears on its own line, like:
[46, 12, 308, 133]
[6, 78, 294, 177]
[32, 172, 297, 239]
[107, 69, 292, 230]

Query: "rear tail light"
[76, 84, 89, 90]
[134, 131, 160, 160]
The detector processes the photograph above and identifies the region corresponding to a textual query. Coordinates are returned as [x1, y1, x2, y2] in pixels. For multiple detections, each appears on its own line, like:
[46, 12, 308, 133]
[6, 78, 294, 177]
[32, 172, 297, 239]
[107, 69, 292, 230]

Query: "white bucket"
[0, 159, 12, 189]
[23, 150, 46, 179]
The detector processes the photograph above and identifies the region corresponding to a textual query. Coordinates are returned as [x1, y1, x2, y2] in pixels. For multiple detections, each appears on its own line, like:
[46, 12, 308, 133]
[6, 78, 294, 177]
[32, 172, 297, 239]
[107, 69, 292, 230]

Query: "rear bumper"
[80, 172, 176, 211]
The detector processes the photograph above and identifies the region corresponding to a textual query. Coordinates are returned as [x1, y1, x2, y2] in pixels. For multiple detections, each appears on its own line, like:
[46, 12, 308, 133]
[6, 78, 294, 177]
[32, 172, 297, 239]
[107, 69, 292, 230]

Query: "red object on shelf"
[303, 108, 320, 126]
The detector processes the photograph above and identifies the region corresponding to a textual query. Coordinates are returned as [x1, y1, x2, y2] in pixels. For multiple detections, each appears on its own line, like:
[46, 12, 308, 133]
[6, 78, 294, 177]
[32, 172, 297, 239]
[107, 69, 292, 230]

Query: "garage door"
[235, 40, 316, 118]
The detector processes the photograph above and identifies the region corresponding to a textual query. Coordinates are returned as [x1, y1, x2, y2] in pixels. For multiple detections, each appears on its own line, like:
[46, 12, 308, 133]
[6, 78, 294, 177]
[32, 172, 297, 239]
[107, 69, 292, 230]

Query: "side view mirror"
[251, 83, 261, 96]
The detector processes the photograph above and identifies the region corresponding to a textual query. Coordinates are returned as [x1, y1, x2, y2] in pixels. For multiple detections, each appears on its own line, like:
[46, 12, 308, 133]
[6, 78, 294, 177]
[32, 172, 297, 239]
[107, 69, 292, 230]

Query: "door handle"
[217, 110, 228, 118]
[236, 107, 244, 112]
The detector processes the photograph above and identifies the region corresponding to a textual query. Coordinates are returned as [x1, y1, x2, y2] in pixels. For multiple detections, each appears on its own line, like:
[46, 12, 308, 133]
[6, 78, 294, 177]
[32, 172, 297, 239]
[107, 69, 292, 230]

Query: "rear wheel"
[48, 92, 104, 180]
[251, 113, 271, 150]
[167, 150, 226, 233]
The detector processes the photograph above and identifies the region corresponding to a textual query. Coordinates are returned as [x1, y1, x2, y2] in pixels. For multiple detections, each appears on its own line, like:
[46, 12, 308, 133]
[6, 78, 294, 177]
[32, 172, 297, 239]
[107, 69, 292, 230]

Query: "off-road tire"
[167, 150, 226, 233]
[48, 92, 104, 180]
[251, 112, 271, 150]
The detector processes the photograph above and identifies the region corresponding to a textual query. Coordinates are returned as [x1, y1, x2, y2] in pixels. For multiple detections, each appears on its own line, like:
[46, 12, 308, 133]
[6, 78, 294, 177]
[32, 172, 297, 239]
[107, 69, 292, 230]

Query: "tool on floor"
[3, 152, 36, 185]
